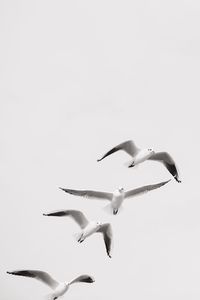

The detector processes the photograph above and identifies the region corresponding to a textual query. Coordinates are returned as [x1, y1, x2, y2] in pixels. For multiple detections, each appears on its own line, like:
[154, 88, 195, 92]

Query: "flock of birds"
[7, 139, 181, 299]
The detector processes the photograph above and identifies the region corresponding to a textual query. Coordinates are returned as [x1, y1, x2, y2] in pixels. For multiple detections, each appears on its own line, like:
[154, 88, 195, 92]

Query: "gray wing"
[7, 270, 59, 290]
[43, 210, 89, 229]
[69, 275, 95, 285]
[59, 188, 113, 201]
[125, 180, 171, 199]
[97, 223, 113, 258]
[97, 140, 140, 162]
[148, 152, 181, 182]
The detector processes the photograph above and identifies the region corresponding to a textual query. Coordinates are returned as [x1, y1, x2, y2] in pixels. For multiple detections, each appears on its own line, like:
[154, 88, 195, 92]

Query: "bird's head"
[118, 187, 124, 193]
[146, 148, 155, 157]
[148, 148, 154, 153]
[96, 221, 102, 228]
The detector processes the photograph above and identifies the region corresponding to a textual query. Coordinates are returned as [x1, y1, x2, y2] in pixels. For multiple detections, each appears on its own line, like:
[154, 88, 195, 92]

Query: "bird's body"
[111, 188, 125, 214]
[7, 270, 94, 299]
[130, 148, 154, 166]
[51, 283, 68, 300]
[43, 210, 113, 257]
[59, 180, 170, 215]
[97, 140, 181, 182]
[79, 221, 101, 242]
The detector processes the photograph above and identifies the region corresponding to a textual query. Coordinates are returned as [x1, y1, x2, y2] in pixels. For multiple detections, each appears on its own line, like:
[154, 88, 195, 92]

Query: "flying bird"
[7, 269, 94, 300]
[43, 209, 113, 258]
[59, 179, 170, 215]
[97, 140, 181, 182]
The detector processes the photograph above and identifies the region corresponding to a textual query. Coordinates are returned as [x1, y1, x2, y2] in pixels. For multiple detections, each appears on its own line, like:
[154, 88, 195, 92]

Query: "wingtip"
[7, 271, 12, 275]
[175, 177, 182, 183]
[43, 213, 48, 216]
[89, 276, 95, 283]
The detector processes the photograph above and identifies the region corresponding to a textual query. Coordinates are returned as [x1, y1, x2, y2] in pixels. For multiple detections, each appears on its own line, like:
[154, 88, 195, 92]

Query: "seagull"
[59, 179, 170, 215]
[43, 209, 113, 258]
[97, 140, 181, 182]
[7, 269, 94, 300]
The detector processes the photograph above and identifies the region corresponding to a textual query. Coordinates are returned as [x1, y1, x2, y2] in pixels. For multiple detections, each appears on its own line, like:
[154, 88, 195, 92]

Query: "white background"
[1, 0, 200, 299]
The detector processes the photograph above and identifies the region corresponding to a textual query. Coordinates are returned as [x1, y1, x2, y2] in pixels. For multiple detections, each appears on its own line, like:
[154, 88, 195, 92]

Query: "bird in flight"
[59, 179, 170, 215]
[43, 209, 113, 258]
[7, 269, 94, 300]
[97, 140, 181, 182]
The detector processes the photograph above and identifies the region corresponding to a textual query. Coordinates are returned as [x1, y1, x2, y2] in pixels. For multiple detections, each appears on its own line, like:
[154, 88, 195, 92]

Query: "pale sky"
[1, 0, 200, 299]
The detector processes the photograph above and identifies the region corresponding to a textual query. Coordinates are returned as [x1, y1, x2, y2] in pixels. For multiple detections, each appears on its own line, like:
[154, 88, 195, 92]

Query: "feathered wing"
[125, 180, 171, 199]
[97, 140, 140, 162]
[59, 188, 113, 201]
[7, 270, 59, 290]
[148, 152, 181, 182]
[69, 275, 95, 285]
[97, 223, 113, 258]
[43, 210, 89, 229]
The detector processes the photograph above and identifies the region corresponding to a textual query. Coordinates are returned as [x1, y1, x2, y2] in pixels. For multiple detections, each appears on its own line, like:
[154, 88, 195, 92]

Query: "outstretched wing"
[59, 188, 113, 201]
[148, 152, 181, 182]
[97, 223, 113, 258]
[7, 270, 59, 290]
[69, 275, 95, 285]
[125, 180, 171, 199]
[43, 209, 89, 229]
[97, 140, 140, 162]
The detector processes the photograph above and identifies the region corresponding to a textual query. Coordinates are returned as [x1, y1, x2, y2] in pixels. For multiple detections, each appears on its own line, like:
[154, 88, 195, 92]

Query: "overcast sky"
[1, 0, 200, 299]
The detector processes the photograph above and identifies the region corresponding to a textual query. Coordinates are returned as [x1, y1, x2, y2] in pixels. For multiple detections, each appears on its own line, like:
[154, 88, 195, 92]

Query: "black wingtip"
[86, 277, 95, 283]
[43, 213, 48, 216]
[7, 271, 15, 275]
[97, 158, 101, 162]
[175, 177, 182, 183]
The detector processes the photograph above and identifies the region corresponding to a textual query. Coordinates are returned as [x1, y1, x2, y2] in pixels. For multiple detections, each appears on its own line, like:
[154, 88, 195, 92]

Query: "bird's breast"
[135, 150, 152, 164]
[112, 194, 124, 209]
[84, 222, 98, 237]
